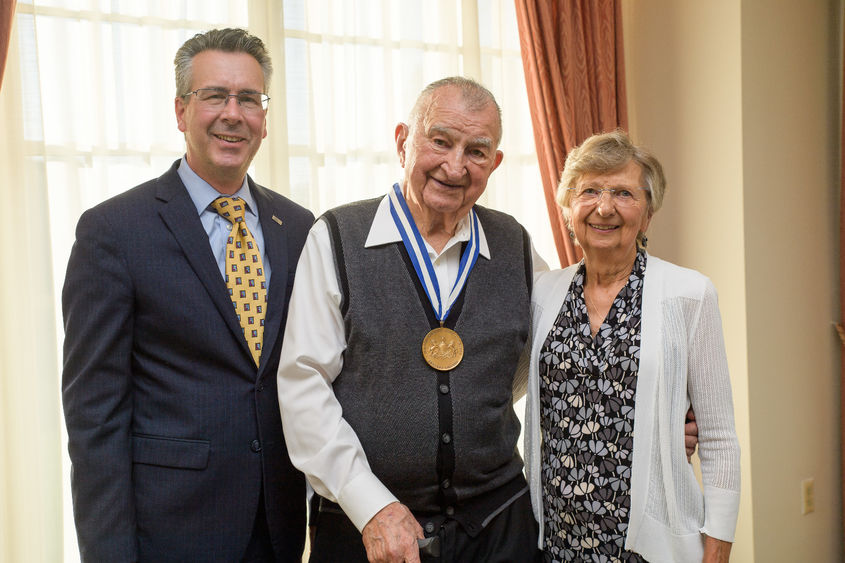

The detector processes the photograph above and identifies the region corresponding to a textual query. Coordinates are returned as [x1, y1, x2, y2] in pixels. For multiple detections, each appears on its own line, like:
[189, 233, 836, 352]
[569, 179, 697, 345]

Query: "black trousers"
[309, 492, 541, 563]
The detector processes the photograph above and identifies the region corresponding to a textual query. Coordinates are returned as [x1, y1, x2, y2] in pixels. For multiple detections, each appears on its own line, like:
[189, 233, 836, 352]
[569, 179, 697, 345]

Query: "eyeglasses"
[568, 186, 650, 207]
[183, 88, 270, 112]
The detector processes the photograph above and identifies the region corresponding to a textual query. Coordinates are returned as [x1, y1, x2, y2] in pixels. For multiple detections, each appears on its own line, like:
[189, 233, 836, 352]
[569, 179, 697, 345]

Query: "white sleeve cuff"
[337, 471, 399, 532]
[700, 484, 740, 542]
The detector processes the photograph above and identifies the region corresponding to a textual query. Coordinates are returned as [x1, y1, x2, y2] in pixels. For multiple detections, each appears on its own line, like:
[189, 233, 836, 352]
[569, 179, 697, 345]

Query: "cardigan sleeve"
[686, 280, 741, 541]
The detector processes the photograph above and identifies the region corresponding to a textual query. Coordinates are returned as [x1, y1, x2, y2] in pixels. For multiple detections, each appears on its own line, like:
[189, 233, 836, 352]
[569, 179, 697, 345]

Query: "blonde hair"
[557, 129, 666, 226]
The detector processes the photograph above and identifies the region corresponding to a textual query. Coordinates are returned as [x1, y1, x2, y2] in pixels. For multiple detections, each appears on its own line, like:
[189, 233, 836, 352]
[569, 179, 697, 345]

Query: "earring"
[569, 230, 575, 240]
[640, 234, 648, 248]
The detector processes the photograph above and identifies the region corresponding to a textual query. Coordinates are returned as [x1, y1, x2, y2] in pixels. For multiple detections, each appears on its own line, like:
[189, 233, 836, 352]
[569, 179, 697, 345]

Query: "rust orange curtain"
[515, 0, 627, 267]
[0, 0, 14, 90]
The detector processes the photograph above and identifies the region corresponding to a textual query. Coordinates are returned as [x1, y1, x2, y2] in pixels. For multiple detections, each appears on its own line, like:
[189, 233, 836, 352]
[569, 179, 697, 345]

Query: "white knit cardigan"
[518, 254, 741, 562]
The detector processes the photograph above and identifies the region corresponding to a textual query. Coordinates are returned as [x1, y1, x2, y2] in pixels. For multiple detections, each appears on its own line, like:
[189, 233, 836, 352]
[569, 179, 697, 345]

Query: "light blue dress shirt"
[177, 157, 271, 284]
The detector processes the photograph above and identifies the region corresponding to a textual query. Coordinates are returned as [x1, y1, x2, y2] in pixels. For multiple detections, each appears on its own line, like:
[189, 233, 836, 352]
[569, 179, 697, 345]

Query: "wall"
[741, 0, 841, 560]
[623, 0, 841, 561]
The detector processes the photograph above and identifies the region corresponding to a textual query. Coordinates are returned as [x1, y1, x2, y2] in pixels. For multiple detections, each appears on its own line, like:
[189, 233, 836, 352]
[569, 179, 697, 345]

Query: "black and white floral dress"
[539, 250, 647, 563]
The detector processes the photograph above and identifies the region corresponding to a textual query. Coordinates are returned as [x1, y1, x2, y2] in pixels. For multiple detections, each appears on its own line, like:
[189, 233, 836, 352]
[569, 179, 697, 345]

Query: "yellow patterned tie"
[211, 197, 266, 366]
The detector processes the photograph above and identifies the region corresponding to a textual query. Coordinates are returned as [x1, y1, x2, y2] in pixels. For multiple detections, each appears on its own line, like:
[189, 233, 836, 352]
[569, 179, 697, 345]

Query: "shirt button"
[250, 439, 261, 452]
[445, 506, 455, 516]
[441, 433, 451, 444]
[424, 522, 435, 534]
[439, 384, 450, 394]
[441, 479, 451, 489]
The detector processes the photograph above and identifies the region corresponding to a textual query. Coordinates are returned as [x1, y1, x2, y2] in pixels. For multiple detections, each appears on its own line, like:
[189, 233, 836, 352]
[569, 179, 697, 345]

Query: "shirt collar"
[364, 193, 491, 259]
[178, 156, 257, 217]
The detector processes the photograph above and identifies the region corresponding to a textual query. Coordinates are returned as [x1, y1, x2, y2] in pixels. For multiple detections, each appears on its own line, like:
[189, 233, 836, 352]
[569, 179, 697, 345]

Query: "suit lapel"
[155, 164, 255, 363]
[251, 180, 289, 378]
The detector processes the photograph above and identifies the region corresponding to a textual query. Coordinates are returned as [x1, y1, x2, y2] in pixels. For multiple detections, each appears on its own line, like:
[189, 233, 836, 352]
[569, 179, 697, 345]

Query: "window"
[7, 1, 554, 559]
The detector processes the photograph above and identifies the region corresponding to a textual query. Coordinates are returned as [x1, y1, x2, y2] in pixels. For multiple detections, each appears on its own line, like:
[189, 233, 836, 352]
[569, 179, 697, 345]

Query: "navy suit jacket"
[62, 160, 314, 562]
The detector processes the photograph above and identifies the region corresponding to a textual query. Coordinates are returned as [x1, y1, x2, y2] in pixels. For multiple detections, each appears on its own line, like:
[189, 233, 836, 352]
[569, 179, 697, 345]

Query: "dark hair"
[174, 28, 272, 97]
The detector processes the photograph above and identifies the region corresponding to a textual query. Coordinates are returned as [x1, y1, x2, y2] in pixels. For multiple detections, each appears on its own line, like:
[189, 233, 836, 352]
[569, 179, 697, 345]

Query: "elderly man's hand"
[685, 407, 699, 460]
[361, 502, 424, 563]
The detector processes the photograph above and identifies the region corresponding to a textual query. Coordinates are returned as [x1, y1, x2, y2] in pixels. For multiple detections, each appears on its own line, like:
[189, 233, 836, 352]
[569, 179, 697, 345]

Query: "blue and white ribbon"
[388, 183, 480, 322]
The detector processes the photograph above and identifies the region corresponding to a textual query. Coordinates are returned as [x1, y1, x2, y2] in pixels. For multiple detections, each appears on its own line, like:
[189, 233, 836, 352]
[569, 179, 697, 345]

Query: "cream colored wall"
[624, 0, 841, 561]
[740, 0, 841, 560]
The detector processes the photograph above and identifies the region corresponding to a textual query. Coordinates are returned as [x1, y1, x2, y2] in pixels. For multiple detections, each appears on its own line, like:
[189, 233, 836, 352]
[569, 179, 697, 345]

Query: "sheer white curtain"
[2, 1, 554, 561]
[0, 15, 64, 563]
[5, 3, 250, 561]
[251, 0, 554, 257]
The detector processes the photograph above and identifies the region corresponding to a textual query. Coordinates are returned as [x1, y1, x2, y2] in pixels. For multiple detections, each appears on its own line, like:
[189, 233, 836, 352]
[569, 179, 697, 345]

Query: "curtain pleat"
[515, 0, 627, 267]
[0, 1, 15, 89]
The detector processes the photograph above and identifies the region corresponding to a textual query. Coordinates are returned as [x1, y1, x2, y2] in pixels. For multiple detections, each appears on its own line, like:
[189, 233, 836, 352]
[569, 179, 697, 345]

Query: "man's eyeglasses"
[183, 88, 270, 112]
[568, 186, 650, 207]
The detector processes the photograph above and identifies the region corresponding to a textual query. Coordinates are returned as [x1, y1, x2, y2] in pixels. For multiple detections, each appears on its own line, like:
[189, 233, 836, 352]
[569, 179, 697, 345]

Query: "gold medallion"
[421, 327, 464, 371]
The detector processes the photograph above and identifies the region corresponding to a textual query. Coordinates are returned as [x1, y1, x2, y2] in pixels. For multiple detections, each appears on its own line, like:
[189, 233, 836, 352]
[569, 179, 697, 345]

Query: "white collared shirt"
[276, 194, 547, 532]
[364, 195, 491, 306]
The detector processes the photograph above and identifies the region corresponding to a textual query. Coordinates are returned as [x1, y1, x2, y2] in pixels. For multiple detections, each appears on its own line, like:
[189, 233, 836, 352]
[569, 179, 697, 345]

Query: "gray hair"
[409, 76, 503, 146]
[557, 129, 666, 224]
[174, 28, 272, 97]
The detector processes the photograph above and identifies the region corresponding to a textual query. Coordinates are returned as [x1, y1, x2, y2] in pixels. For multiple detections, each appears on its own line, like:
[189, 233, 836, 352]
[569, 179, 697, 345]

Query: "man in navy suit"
[62, 28, 313, 562]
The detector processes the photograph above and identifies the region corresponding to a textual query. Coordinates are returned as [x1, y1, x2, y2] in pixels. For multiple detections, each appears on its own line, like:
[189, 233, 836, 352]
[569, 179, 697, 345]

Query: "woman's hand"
[703, 535, 732, 562]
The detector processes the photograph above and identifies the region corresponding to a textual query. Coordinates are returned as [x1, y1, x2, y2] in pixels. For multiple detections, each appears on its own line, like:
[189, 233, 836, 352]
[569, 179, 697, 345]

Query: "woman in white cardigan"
[522, 131, 740, 562]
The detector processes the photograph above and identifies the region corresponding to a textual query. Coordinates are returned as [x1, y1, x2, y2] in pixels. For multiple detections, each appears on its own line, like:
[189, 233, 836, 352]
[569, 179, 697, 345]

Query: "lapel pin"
[272, 215, 283, 226]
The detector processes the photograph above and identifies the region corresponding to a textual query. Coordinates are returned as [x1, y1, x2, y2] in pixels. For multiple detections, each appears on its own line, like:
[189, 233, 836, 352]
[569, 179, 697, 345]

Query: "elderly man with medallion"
[276, 77, 545, 562]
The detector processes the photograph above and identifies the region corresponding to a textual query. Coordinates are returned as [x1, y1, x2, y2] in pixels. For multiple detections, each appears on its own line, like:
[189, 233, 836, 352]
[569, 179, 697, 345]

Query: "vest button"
[445, 506, 455, 516]
[441, 433, 451, 444]
[441, 479, 451, 489]
[250, 439, 261, 452]
[424, 522, 435, 534]
[439, 384, 449, 394]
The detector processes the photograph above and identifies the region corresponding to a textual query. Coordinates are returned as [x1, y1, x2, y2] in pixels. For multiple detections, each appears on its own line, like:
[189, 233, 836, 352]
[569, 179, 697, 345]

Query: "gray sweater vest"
[323, 198, 531, 513]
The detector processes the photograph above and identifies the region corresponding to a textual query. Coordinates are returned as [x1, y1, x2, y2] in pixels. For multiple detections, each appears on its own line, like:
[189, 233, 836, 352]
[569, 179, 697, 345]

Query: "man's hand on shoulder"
[361, 502, 423, 563]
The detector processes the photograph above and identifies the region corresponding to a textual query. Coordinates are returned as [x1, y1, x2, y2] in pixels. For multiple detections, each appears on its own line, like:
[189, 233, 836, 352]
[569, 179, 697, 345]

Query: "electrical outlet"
[801, 478, 815, 515]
